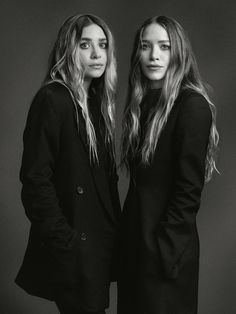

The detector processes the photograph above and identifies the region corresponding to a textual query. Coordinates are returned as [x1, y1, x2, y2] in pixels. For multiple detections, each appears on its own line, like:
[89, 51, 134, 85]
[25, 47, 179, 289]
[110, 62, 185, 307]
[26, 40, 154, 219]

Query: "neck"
[83, 77, 92, 93]
[150, 79, 163, 89]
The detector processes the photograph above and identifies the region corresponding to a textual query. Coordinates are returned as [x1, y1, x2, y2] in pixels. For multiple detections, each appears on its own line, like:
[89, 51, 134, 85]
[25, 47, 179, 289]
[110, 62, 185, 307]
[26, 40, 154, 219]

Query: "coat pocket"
[156, 221, 195, 279]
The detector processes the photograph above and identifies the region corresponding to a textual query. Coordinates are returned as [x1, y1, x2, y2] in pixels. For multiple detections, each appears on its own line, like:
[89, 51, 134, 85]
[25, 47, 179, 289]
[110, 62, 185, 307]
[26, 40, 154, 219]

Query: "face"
[75, 23, 108, 87]
[140, 23, 171, 88]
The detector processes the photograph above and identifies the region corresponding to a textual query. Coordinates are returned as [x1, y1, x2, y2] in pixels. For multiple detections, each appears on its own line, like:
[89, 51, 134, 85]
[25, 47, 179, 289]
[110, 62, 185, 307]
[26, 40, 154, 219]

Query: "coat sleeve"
[157, 93, 212, 279]
[20, 87, 80, 281]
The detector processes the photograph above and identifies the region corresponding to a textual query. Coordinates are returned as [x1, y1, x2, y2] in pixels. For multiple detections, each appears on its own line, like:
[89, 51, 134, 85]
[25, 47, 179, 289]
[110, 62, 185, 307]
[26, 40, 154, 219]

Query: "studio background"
[1, 0, 235, 313]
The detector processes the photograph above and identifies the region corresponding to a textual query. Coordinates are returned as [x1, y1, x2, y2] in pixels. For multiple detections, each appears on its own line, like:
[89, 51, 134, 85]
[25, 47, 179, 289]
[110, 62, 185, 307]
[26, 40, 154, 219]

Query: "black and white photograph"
[0, 0, 235, 313]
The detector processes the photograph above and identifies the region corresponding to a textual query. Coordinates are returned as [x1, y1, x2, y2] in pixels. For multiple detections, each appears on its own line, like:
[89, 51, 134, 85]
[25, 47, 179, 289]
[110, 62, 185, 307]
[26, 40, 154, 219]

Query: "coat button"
[80, 232, 87, 241]
[77, 186, 84, 195]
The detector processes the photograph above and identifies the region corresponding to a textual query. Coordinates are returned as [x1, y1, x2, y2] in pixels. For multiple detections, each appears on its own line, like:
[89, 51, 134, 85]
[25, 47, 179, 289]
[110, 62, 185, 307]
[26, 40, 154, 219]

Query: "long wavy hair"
[121, 15, 219, 182]
[44, 14, 117, 162]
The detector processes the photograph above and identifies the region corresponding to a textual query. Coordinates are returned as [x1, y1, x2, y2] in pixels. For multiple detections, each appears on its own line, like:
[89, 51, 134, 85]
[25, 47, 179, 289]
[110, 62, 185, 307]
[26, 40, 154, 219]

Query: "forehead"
[81, 23, 106, 39]
[142, 23, 169, 42]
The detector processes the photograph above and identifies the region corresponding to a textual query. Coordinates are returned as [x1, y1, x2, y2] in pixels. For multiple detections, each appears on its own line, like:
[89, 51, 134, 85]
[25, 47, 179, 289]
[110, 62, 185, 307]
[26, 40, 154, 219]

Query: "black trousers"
[55, 289, 106, 314]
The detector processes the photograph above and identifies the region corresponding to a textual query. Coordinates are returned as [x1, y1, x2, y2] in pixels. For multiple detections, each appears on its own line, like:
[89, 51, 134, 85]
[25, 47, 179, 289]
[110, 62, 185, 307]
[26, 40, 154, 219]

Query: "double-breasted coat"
[118, 89, 212, 314]
[15, 82, 121, 312]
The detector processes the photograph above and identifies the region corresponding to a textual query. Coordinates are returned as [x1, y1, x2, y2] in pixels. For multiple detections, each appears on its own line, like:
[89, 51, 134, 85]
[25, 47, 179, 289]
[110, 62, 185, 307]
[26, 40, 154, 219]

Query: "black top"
[88, 91, 120, 218]
[88, 93, 110, 179]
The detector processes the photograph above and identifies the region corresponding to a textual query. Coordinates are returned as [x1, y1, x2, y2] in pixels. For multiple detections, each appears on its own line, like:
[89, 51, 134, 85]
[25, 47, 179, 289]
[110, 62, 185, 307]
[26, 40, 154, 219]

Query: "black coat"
[15, 82, 121, 312]
[118, 89, 212, 314]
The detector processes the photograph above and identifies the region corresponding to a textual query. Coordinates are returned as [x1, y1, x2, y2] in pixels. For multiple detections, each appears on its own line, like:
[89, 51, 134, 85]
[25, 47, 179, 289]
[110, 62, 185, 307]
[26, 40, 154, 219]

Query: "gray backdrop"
[1, 0, 236, 313]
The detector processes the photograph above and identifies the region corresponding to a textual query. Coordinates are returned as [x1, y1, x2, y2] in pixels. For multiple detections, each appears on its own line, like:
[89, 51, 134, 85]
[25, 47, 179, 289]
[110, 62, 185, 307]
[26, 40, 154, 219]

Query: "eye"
[79, 41, 91, 49]
[141, 42, 150, 50]
[160, 44, 171, 50]
[99, 42, 108, 49]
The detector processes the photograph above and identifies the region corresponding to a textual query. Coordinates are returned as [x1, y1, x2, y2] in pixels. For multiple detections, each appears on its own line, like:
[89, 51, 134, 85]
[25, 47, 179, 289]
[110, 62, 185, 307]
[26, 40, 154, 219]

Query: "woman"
[15, 14, 121, 314]
[118, 16, 219, 314]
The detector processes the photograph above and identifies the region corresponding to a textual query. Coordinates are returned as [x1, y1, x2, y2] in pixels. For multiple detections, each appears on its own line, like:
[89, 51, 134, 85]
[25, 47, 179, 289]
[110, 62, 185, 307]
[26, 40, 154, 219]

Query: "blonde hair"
[121, 15, 219, 182]
[45, 14, 117, 162]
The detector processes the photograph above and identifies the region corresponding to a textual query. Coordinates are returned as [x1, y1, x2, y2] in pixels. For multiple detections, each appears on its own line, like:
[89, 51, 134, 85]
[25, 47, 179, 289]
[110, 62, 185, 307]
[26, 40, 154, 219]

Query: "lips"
[147, 65, 163, 71]
[89, 64, 104, 69]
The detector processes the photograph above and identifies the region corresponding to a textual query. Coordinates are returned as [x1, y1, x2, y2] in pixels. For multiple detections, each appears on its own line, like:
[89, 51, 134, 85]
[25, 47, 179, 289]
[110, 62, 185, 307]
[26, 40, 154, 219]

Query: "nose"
[91, 45, 101, 59]
[150, 45, 160, 61]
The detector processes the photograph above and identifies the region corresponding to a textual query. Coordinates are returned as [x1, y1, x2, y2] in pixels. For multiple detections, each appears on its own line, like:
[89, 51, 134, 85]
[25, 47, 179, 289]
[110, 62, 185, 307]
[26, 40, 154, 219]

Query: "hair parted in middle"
[121, 15, 219, 182]
[44, 14, 117, 162]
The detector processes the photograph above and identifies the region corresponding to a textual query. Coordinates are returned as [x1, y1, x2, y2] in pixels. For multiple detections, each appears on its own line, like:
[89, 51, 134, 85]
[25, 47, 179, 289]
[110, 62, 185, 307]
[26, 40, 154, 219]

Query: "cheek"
[164, 52, 171, 66]
[102, 50, 108, 64]
[76, 51, 89, 68]
[140, 51, 148, 63]
[140, 53, 148, 71]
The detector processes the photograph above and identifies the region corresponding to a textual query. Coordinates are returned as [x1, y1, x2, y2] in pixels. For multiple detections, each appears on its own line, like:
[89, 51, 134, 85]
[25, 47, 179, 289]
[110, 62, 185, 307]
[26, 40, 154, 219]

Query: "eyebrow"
[80, 37, 107, 42]
[141, 39, 170, 43]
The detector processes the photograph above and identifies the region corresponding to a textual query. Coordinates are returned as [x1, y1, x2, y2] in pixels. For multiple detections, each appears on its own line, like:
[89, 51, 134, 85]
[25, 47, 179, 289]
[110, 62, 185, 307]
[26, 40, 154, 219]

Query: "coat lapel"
[75, 105, 89, 154]
[90, 162, 117, 224]
[74, 102, 116, 224]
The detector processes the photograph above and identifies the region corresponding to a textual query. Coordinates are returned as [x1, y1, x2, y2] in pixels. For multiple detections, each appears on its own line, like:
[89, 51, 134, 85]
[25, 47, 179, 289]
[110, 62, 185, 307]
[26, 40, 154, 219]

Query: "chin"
[89, 71, 105, 79]
[148, 74, 164, 81]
